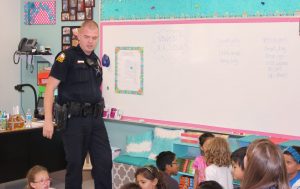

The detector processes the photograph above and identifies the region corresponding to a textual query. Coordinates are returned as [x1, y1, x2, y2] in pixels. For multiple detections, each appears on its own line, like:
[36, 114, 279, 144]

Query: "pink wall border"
[118, 116, 300, 140]
[100, 17, 300, 140]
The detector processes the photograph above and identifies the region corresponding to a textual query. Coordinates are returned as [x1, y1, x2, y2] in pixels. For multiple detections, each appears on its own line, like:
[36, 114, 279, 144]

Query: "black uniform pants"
[62, 116, 112, 189]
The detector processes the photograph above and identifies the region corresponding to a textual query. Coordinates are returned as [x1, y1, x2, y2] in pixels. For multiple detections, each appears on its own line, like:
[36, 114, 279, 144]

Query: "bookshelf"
[178, 171, 193, 177]
[173, 141, 241, 188]
[173, 141, 200, 158]
[173, 141, 200, 189]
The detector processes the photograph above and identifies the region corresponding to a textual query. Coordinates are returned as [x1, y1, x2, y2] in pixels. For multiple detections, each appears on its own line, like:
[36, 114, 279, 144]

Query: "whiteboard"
[100, 18, 300, 138]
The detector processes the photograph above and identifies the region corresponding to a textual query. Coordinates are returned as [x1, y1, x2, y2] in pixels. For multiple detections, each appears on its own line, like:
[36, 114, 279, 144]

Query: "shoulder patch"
[56, 53, 65, 63]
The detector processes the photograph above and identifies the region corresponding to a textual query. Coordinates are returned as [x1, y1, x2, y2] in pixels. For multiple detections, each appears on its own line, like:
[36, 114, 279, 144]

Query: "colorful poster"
[24, 1, 56, 25]
[115, 47, 144, 95]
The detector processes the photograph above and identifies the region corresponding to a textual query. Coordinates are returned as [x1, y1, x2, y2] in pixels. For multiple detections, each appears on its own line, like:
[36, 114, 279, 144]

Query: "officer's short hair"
[80, 20, 98, 31]
[156, 151, 176, 171]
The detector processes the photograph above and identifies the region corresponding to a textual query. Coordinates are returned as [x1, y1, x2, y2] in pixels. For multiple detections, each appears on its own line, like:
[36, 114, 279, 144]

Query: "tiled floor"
[0, 170, 94, 189]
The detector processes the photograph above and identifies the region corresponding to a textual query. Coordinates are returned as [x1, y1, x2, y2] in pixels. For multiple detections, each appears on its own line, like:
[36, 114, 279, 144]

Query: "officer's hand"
[43, 120, 54, 139]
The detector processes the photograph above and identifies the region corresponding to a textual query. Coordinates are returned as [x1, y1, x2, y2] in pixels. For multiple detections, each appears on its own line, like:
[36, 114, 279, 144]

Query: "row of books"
[179, 175, 194, 189]
[177, 158, 195, 175]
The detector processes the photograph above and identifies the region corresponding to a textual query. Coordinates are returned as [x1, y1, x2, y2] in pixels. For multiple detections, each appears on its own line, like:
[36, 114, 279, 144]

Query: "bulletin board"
[100, 17, 300, 139]
[100, 0, 300, 20]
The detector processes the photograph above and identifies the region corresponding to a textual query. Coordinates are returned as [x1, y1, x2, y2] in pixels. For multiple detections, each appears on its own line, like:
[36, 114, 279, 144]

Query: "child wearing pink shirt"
[193, 133, 215, 189]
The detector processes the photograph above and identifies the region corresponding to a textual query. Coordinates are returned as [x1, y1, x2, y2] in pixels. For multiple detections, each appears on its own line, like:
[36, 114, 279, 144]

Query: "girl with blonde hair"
[25, 165, 52, 189]
[204, 137, 233, 189]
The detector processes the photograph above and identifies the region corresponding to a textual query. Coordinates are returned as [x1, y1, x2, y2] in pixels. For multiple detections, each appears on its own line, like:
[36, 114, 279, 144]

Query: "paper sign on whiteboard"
[115, 47, 144, 95]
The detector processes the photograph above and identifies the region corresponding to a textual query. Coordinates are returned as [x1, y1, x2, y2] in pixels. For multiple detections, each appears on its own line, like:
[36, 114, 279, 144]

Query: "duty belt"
[67, 101, 104, 118]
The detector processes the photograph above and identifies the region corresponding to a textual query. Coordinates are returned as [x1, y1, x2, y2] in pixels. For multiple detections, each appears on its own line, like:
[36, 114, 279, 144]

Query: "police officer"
[43, 20, 112, 189]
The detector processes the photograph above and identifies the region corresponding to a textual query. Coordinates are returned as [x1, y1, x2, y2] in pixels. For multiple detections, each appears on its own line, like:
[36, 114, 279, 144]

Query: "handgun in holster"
[94, 100, 105, 118]
[54, 103, 68, 131]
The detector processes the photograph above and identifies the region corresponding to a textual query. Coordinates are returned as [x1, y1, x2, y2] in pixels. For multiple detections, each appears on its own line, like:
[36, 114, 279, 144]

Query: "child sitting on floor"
[135, 165, 166, 189]
[121, 182, 141, 189]
[231, 147, 247, 189]
[204, 137, 233, 189]
[241, 139, 289, 189]
[283, 146, 300, 189]
[197, 180, 223, 189]
[25, 165, 53, 189]
[156, 151, 179, 189]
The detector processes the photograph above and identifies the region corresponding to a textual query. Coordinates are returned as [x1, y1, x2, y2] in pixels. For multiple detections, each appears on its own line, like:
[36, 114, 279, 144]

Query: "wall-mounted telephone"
[18, 38, 37, 53]
[14, 38, 38, 73]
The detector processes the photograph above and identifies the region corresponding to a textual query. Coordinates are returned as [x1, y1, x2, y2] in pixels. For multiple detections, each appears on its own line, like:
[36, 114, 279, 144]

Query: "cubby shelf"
[178, 171, 193, 177]
[173, 141, 200, 188]
[173, 141, 200, 159]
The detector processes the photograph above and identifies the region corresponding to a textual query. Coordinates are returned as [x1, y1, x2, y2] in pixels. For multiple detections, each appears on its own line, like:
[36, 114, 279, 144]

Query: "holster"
[68, 100, 105, 118]
[93, 101, 105, 118]
[54, 103, 68, 131]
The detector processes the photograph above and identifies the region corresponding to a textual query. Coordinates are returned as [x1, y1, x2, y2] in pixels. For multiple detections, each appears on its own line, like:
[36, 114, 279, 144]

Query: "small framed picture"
[62, 27, 71, 35]
[69, 0, 77, 8]
[72, 28, 79, 38]
[62, 0, 69, 12]
[84, 0, 95, 7]
[63, 36, 71, 44]
[61, 12, 70, 21]
[77, 0, 84, 11]
[61, 26, 80, 51]
[61, 0, 94, 21]
[69, 8, 77, 21]
[77, 12, 85, 21]
[71, 27, 79, 46]
[85, 7, 93, 20]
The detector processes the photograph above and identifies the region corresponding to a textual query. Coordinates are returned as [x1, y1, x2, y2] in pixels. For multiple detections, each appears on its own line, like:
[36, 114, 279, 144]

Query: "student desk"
[0, 127, 66, 183]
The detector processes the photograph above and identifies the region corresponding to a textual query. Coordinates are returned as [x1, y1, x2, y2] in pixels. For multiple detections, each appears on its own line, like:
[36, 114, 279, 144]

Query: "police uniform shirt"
[50, 45, 102, 105]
